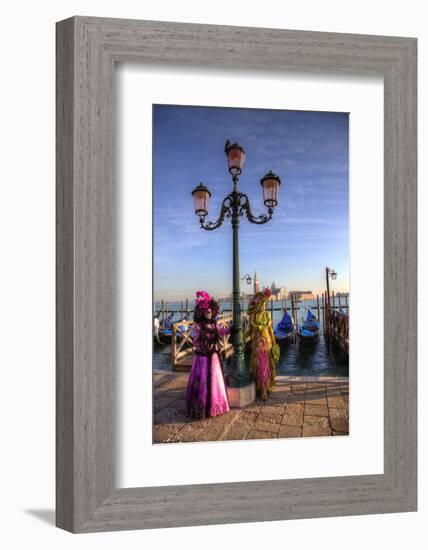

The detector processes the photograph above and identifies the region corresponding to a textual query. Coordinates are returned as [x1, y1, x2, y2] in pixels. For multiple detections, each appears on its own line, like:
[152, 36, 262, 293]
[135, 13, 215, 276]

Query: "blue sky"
[153, 105, 349, 301]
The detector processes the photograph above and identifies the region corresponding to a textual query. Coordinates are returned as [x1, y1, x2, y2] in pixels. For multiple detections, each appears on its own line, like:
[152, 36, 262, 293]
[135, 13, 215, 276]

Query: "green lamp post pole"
[230, 173, 247, 385]
[192, 141, 282, 393]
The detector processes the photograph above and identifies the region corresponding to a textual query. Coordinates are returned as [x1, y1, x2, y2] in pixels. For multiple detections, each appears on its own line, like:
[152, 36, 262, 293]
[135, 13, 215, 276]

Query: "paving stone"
[247, 430, 277, 440]
[329, 411, 349, 433]
[238, 410, 259, 422]
[290, 384, 307, 392]
[302, 415, 331, 437]
[305, 390, 328, 405]
[306, 383, 326, 392]
[287, 392, 305, 404]
[257, 412, 283, 425]
[207, 411, 238, 426]
[304, 403, 329, 417]
[154, 396, 177, 411]
[243, 404, 263, 414]
[327, 395, 346, 409]
[175, 424, 206, 442]
[196, 423, 229, 441]
[253, 420, 280, 434]
[285, 402, 304, 414]
[267, 393, 290, 406]
[278, 425, 302, 438]
[281, 406, 304, 427]
[274, 382, 291, 392]
[222, 421, 253, 441]
[153, 374, 176, 388]
[259, 404, 286, 417]
[154, 406, 185, 424]
[153, 423, 185, 443]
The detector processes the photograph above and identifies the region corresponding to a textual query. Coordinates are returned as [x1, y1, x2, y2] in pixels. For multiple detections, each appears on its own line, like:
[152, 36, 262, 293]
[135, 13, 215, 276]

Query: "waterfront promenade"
[153, 372, 349, 443]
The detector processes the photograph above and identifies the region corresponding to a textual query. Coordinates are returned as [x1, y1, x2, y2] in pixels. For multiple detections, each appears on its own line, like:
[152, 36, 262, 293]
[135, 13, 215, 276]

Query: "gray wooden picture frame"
[56, 16, 417, 533]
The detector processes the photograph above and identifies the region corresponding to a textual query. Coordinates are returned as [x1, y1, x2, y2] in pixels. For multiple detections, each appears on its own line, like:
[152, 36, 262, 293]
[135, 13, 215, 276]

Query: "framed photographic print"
[56, 17, 417, 532]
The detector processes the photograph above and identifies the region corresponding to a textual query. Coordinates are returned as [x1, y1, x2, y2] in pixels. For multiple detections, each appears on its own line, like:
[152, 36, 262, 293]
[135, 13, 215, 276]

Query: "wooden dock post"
[290, 293, 294, 341]
[165, 301, 168, 320]
[270, 298, 274, 321]
[338, 294, 342, 311]
[161, 299, 165, 323]
[186, 298, 189, 317]
[181, 301, 184, 318]
[171, 322, 177, 370]
[322, 293, 325, 335]
[324, 291, 329, 339]
[317, 294, 320, 321]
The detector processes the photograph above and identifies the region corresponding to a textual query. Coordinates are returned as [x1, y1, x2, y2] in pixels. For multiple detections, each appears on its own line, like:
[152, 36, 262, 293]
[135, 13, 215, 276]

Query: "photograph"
[152, 104, 350, 444]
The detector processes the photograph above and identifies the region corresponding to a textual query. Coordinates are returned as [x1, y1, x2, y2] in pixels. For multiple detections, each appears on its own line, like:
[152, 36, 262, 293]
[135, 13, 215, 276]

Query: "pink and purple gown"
[185, 321, 230, 419]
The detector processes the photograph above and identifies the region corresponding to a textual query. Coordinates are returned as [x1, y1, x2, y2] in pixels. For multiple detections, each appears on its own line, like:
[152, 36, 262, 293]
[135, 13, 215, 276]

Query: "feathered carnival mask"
[194, 290, 219, 322]
[249, 287, 272, 314]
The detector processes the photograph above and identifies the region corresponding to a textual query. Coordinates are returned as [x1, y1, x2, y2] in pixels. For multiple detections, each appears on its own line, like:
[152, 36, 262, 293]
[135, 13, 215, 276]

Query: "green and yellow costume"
[244, 290, 280, 399]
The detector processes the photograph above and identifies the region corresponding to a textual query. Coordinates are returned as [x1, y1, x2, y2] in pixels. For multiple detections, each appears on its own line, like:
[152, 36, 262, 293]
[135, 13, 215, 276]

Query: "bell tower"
[254, 270, 260, 295]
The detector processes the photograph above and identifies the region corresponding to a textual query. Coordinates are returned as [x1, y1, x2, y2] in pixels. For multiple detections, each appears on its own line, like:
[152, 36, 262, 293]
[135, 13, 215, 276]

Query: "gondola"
[274, 310, 294, 342]
[154, 312, 174, 343]
[155, 313, 190, 344]
[297, 309, 320, 341]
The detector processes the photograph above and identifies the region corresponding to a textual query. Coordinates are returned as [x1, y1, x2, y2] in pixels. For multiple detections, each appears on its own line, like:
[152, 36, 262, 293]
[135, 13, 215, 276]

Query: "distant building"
[289, 290, 314, 301]
[253, 271, 260, 295]
[270, 281, 287, 301]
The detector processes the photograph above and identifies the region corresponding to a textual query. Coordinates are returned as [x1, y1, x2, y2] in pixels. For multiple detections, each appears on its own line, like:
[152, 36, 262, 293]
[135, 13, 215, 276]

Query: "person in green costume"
[245, 287, 280, 400]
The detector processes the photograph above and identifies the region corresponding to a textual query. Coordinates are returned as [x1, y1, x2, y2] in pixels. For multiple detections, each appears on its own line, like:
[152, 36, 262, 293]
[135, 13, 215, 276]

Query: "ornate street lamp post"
[191, 141, 281, 404]
[325, 267, 337, 305]
[241, 274, 253, 286]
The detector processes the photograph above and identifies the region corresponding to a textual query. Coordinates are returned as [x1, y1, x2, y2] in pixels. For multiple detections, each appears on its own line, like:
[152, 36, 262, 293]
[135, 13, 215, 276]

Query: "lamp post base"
[226, 381, 255, 408]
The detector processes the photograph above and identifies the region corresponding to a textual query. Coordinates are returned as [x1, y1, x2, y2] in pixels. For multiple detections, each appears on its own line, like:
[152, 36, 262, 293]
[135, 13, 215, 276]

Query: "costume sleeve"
[191, 323, 200, 347]
[216, 321, 230, 337]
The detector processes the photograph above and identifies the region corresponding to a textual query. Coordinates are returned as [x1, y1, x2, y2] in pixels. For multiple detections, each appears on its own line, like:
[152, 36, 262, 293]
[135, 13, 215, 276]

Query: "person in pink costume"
[185, 291, 230, 419]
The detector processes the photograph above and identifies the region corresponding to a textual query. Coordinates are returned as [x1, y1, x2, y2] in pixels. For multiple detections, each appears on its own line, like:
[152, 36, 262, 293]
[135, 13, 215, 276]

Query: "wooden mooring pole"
[324, 290, 329, 340]
[161, 299, 165, 323]
[322, 292, 326, 334]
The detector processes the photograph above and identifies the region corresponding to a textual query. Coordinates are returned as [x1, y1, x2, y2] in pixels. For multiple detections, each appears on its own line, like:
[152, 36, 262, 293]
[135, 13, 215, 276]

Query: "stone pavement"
[153, 372, 349, 443]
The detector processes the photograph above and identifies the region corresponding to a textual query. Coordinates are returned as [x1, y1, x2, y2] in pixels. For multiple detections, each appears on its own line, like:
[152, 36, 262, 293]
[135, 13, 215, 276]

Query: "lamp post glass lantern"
[191, 140, 281, 393]
[192, 183, 211, 217]
[260, 170, 281, 208]
[225, 140, 246, 176]
[241, 274, 253, 285]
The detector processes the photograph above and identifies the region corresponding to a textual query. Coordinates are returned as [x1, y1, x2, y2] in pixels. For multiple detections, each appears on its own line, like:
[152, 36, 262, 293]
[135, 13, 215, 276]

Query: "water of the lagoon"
[153, 300, 349, 377]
